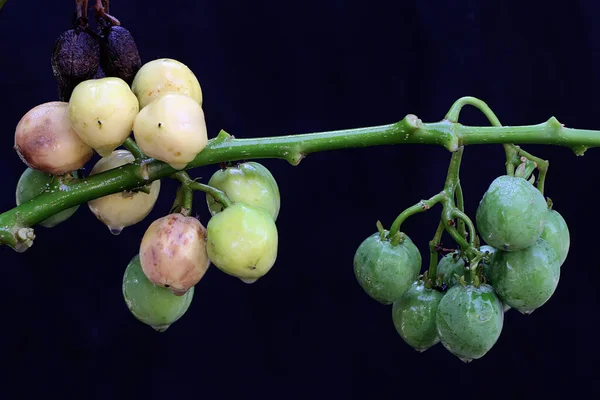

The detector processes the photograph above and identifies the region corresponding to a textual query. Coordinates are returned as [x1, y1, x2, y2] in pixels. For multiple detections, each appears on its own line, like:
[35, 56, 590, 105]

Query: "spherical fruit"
[68, 77, 140, 156]
[436, 251, 466, 287]
[489, 238, 560, 314]
[206, 162, 280, 221]
[436, 284, 504, 362]
[539, 209, 570, 266]
[87, 150, 161, 234]
[133, 93, 208, 170]
[476, 175, 547, 251]
[353, 231, 421, 305]
[131, 58, 203, 109]
[122, 254, 194, 332]
[392, 281, 444, 352]
[14, 101, 93, 174]
[140, 213, 211, 296]
[206, 203, 278, 283]
[16, 168, 79, 228]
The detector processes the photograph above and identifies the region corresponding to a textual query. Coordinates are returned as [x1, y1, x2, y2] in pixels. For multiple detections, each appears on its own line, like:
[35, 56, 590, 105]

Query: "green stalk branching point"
[2, 97, 600, 252]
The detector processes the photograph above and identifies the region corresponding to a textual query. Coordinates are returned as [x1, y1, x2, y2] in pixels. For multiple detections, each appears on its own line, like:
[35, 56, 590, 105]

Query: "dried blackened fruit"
[99, 25, 142, 86]
[94, 66, 106, 79]
[51, 27, 101, 101]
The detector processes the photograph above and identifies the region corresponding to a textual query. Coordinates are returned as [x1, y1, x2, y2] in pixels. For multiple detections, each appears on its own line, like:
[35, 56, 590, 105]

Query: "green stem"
[455, 181, 467, 239]
[387, 193, 445, 240]
[2, 105, 600, 251]
[123, 137, 144, 159]
[189, 182, 233, 208]
[428, 220, 446, 280]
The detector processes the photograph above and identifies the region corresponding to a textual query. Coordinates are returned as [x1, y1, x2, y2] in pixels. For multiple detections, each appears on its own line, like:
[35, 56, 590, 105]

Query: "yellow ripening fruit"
[133, 93, 208, 170]
[87, 150, 161, 234]
[14, 101, 93, 175]
[131, 58, 203, 109]
[68, 77, 140, 157]
[139, 213, 211, 296]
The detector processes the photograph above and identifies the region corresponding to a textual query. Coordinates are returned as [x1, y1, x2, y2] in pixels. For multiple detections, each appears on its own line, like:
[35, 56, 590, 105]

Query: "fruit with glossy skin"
[206, 203, 278, 283]
[436, 251, 466, 287]
[206, 162, 280, 220]
[539, 208, 570, 265]
[140, 213, 211, 295]
[122, 254, 194, 332]
[68, 77, 140, 156]
[436, 284, 504, 362]
[87, 150, 161, 234]
[353, 231, 421, 305]
[476, 175, 547, 251]
[131, 58, 203, 109]
[392, 280, 444, 352]
[16, 168, 79, 228]
[133, 93, 208, 170]
[489, 238, 560, 314]
[14, 101, 93, 174]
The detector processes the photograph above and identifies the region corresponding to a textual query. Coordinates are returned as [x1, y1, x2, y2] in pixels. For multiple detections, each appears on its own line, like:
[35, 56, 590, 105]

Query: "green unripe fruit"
[16, 167, 79, 228]
[436, 251, 466, 287]
[353, 231, 421, 305]
[206, 162, 280, 221]
[392, 281, 444, 352]
[122, 254, 194, 332]
[539, 209, 570, 266]
[489, 238, 560, 314]
[476, 175, 547, 251]
[436, 284, 504, 363]
[206, 203, 278, 283]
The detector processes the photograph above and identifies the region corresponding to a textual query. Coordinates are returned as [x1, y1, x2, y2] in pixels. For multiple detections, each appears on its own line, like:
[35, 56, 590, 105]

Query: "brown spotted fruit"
[14, 101, 93, 175]
[139, 213, 211, 296]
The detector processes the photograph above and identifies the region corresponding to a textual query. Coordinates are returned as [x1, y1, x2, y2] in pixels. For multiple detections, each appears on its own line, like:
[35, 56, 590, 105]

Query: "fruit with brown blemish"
[139, 213, 211, 295]
[133, 93, 208, 170]
[68, 77, 140, 156]
[206, 202, 278, 283]
[87, 150, 161, 234]
[123, 254, 194, 332]
[131, 58, 203, 109]
[14, 101, 93, 175]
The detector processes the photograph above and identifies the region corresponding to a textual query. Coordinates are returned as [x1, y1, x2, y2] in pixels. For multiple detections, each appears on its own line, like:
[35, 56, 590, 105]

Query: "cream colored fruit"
[131, 58, 203, 109]
[14, 101, 93, 175]
[133, 93, 208, 170]
[87, 150, 160, 233]
[68, 77, 140, 156]
[139, 213, 211, 296]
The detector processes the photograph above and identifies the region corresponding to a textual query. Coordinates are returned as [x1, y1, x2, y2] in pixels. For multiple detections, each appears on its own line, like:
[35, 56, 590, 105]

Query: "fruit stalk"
[2, 111, 600, 251]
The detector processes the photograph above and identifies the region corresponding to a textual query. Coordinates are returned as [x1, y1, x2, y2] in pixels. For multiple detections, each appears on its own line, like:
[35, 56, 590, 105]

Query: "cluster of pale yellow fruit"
[14, 58, 207, 234]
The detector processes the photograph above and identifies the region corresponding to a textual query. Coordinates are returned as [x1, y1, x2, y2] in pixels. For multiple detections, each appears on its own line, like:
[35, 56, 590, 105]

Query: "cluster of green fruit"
[12, 14, 283, 331]
[354, 174, 569, 362]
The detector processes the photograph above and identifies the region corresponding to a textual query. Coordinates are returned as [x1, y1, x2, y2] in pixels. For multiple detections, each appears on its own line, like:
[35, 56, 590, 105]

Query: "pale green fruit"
[123, 254, 194, 332]
[206, 203, 278, 283]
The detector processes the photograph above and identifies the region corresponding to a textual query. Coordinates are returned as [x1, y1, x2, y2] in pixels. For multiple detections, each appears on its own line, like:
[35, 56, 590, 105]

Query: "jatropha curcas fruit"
[87, 150, 161, 235]
[51, 26, 101, 101]
[14, 101, 93, 175]
[133, 93, 208, 170]
[123, 254, 194, 332]
[68, 77, 140, 157]
[139, 213, 211, 296]
[98, 25, 142, 86]
[131, 58, 203, 109]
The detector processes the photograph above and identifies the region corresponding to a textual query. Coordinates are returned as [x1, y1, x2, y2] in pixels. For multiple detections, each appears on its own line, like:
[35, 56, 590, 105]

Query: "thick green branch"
[2, 110, 600, 252]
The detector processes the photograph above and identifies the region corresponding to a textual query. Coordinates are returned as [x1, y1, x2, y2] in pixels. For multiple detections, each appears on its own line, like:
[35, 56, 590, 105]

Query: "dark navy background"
[0, 1, 597, 398]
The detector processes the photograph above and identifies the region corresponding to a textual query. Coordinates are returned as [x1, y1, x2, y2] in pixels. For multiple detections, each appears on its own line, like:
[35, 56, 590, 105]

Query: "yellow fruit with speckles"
[132, 93, 208, 170]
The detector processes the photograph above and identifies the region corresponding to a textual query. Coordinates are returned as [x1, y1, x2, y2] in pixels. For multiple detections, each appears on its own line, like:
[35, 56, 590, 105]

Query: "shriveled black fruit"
[51, 27, 100, 101]
[99, 26, 142, 86]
